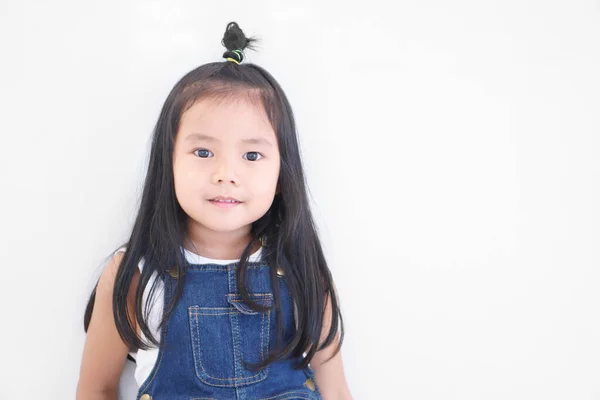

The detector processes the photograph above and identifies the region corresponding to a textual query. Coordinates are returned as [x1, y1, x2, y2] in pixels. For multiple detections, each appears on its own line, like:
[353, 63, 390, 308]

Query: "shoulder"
[99, 250, 125, 283]
[112, 247, 145, 272]
[96, 248, 141, 302]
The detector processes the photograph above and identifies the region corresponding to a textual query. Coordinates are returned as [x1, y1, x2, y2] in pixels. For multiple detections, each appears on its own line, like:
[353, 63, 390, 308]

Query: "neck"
[184, 220, 258, 260]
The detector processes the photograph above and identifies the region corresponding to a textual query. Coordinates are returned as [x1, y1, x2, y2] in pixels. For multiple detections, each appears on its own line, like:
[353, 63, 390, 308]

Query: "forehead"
[178, 97, 276, 142]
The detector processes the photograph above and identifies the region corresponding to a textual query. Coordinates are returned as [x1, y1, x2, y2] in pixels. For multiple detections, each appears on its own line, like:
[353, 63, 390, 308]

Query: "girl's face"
[173, 96, 280, 236]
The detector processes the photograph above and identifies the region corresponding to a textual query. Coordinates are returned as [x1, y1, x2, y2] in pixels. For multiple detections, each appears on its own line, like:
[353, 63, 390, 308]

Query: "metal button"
[140, 394, 152, 400]
[276, 267, 284, 277]
[304, 378, 316, 391]
[167, 269, 179, 278]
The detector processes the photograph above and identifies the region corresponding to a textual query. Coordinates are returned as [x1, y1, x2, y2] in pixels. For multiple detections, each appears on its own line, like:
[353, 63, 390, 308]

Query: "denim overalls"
[136, 257, 322, 400]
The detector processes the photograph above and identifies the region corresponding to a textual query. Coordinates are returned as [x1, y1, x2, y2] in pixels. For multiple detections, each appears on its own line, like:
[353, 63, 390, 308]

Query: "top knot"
[221, 22, 256, 64]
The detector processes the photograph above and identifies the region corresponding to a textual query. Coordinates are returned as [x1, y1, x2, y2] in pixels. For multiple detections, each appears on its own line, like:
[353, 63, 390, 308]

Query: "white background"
[0, 1, 599, 399]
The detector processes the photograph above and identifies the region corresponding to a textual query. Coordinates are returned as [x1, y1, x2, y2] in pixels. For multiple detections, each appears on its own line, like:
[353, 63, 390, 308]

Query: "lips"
[208, 196, 242, 204]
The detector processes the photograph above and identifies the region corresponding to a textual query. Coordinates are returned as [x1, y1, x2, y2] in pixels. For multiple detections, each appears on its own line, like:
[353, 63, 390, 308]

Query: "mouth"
[208, 196, 242, 208]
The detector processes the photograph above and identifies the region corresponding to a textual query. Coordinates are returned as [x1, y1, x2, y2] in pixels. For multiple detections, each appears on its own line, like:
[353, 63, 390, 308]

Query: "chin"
[190, 217, 252, 234]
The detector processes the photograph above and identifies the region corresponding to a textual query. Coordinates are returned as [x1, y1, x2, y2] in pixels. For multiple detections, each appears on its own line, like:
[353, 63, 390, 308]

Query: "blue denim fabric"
[136, 259, 322, 400]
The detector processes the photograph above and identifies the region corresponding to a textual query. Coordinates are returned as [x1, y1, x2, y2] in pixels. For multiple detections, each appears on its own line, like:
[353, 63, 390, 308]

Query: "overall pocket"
[188, 293, 274, 387]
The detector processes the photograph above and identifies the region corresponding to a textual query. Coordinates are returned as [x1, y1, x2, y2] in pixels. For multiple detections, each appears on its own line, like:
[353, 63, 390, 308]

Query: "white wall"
[1, 0, 598, 399]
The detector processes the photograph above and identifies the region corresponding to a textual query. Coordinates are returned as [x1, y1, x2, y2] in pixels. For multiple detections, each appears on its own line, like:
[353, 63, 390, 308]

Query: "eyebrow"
[185, 133, 273, 147]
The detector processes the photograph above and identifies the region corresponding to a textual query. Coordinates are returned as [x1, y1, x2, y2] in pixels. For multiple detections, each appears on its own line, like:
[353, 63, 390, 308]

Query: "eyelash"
[193, 149, 264, 161]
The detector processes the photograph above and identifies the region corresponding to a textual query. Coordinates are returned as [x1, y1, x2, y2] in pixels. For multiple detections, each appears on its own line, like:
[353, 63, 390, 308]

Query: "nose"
[211, 157, 239, 186]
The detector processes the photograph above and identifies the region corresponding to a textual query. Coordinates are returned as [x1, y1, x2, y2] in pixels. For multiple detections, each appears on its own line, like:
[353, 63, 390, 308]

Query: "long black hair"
[84, 22, 343, 370]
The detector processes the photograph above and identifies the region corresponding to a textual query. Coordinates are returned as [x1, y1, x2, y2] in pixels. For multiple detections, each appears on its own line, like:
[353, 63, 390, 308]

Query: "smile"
[208, 196, 242, 208]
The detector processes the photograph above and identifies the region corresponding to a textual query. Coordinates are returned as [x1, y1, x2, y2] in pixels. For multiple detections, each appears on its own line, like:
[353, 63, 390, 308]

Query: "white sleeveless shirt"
[115, 246, 264, 388]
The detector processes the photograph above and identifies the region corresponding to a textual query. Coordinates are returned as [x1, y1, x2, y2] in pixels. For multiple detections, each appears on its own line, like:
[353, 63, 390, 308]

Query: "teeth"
[213, 199, 238, 203]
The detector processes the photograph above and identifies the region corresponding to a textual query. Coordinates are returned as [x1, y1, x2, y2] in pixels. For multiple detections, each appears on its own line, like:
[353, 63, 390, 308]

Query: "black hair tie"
[223, 49, 244, 64]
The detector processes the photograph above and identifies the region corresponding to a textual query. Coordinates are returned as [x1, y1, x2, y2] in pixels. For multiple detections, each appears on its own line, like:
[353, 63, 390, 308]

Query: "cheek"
[252, 162, 279, 189]
[173, 159, 205, 199]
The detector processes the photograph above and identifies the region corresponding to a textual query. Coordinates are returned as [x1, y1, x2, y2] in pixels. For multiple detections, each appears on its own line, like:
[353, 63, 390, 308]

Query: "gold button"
[276, 267, 284, 277]
[140, 394, 152, 400]
[167, 269, 179, 278]
[304, 378, 316, 391]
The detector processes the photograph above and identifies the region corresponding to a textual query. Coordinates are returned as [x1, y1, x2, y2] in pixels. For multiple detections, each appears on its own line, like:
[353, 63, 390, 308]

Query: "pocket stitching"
[231, 307, 269, 383]
[191, 307, 261, 383]
[188, 294, 272, 387]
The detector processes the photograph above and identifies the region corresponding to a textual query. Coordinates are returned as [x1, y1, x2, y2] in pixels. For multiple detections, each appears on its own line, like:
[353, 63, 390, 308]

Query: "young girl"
[77, 22, 352, 400]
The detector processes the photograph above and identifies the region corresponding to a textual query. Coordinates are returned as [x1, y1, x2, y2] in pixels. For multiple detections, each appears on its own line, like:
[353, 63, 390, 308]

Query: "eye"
[243, 152, 263, 161]
[194, 149, 213, 158]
